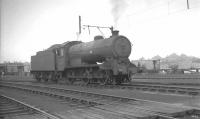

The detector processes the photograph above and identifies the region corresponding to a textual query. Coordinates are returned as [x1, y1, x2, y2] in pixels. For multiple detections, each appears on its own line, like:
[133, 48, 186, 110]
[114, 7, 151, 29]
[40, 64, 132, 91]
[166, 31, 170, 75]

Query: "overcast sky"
[0, 0, 200, 62]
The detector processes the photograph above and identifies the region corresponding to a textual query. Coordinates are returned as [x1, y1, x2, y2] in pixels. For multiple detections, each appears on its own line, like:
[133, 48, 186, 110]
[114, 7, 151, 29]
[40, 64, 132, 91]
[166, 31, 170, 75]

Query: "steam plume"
[110, 0, 128, 27]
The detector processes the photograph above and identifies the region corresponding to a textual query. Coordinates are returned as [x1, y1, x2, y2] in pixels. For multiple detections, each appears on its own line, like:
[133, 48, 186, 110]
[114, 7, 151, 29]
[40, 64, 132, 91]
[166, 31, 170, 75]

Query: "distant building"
[0, 62, 31, 76]
[0, 64, 6, 74]
[132, 59, 160, 73]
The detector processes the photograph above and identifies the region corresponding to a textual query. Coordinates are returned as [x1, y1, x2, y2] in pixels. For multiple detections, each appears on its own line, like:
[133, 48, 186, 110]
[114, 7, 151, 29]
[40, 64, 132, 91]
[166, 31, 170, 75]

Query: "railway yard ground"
[1, 74, 200, 119]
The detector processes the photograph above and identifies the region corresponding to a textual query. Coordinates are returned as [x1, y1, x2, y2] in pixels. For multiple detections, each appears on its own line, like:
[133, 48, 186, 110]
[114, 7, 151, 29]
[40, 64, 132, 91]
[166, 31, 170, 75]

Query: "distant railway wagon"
[31, 29, 137, 85]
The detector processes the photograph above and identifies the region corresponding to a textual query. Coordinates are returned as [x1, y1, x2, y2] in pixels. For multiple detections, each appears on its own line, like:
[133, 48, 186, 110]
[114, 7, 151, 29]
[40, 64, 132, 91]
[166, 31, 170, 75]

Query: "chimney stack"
[110, 27, 119, 36]
[112, 30, 119, 36]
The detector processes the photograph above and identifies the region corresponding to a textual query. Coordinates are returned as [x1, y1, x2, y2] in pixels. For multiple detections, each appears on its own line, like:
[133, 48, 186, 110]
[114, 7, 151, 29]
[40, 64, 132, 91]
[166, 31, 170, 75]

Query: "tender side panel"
[31, 51, 55, 71]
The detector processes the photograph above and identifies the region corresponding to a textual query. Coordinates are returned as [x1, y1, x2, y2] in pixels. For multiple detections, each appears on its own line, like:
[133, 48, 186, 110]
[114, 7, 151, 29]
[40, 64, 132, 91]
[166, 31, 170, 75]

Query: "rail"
[1, 82, 200, 119]
[0, 94, 63, 119]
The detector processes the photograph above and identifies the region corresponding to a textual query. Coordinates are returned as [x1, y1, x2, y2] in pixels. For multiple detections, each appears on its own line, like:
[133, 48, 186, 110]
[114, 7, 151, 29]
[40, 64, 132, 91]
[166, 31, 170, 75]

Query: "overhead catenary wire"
[187, 0, 190, 9]
[127, 0, 199, 19]
[97, 27, 105, 38]
[124, 0, 200, 25]
[82, 25, 112, 37]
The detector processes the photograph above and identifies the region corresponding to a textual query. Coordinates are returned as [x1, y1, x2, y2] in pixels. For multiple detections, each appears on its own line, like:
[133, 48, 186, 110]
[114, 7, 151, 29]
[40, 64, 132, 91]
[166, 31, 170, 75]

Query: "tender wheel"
[104, 70, 113, 85]
[111, 78, 117, 85]
[115, 78, 122, 85]
[49, 73, 57, 83]
[53, 78, 58, 83]
[99, 78, 106, 85]
[68, 78, 74, 84]
[55, 73, 62, 83]
[127, 74, 131, 83]
[82, 78, 90, 85]
[122, 75, 131, 84]
[48, 73, 53, 82]
[106, 75, 113, 85]
[34, 74, 41, 82]
[43, 77, 48, 82]
[40, 74, 47, 82]
[36, 76, 41, 82]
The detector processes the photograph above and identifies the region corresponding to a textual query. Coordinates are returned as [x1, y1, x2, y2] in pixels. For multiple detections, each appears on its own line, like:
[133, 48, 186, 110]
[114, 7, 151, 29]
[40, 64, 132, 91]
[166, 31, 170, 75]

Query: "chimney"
[112, 30, 119, 36]
[110, 27, 119, 36]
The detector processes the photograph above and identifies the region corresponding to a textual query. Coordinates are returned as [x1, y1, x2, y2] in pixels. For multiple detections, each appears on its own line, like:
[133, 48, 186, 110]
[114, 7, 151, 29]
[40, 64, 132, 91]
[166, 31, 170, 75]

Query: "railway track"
[131, 75, 200, 86]
[128, 83, 200, 95]
[132, 76, 200, 80]
[80, 83, 200, 96]
[2, 79, 200, 96]
[0, 94, 63, 119]
[1, 82, 200, 119]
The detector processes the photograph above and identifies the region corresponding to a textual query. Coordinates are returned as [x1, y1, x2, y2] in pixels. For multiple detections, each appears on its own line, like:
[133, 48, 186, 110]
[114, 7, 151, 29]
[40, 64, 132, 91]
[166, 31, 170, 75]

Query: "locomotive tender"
[31, 29, 137, 85]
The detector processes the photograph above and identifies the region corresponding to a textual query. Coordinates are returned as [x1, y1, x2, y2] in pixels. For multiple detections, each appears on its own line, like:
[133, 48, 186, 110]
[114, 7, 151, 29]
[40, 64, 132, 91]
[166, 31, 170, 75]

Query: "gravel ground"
[1, 75, 35, 81]
[0, 87, 101, 119]
[3, 114, 47, 119]
[1, 82, 200, 119]
[2, 80, 200, 107]
[0, 88, 88, 112]
[0, 87, 155, 119]
[131, 79, 200, 86]
[130, 81, 200, 89]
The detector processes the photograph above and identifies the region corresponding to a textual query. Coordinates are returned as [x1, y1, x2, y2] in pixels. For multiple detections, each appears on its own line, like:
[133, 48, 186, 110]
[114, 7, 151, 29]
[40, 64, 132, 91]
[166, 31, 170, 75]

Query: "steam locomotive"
[31, 29, 137, 85]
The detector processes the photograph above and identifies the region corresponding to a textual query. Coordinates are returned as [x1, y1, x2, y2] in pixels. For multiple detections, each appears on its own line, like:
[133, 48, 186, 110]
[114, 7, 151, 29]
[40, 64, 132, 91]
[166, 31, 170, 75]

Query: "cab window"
[56, 48, 64, 56]
[60, 48, 64, 56]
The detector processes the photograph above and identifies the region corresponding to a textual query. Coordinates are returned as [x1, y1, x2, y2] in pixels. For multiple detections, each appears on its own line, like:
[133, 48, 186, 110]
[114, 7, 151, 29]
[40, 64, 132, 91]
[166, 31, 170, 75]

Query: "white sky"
[1, 0, 200, 62]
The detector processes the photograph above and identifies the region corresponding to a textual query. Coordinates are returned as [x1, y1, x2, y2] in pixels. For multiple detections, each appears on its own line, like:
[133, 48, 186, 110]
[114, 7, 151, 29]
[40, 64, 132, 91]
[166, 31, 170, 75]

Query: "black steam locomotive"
[31, 29, 137, 85]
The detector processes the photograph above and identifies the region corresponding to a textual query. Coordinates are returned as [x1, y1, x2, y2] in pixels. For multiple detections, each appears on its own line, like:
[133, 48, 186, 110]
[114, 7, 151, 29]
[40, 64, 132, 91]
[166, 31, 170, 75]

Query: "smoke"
[110, 0, 128, 27]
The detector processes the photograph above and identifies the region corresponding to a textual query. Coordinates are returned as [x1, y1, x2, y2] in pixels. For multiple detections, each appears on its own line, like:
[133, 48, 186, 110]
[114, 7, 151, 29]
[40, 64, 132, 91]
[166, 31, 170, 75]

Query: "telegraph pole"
[79, 16, 81, 34]
[76, 16, 81, 41]
[187, 0, 190, 9]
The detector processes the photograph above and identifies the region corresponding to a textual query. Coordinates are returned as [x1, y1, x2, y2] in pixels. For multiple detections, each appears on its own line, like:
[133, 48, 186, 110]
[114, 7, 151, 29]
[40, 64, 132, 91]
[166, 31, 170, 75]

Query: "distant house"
[132, 53, 200, 74]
